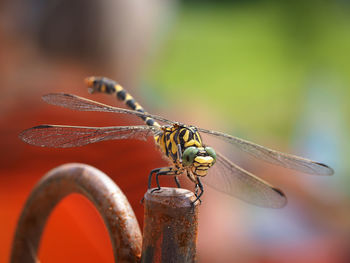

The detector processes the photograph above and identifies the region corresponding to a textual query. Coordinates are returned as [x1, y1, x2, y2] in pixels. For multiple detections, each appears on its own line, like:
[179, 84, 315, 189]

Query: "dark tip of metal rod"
[10, 163, 142, 263]
[141, 187, 199, 263]
[146, 187, 197, 207]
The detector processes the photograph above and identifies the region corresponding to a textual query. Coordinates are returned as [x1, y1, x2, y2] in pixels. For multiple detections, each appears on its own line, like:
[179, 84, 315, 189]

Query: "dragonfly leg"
[149, 167, 178, 193]
[194, 184, 199, 197]
[177, 144, 183, 164]
[192, 177, 204, 204]
[193, 185, 201, 205]
[142, 167, 161, 204]
[148, 168, 161, 189]
[174, 176, 181, 188]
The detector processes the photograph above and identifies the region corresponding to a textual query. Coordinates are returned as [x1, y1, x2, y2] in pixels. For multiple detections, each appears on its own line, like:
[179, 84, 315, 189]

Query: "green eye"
[205, 147, 216, 163]
[182, 147, 199, 166]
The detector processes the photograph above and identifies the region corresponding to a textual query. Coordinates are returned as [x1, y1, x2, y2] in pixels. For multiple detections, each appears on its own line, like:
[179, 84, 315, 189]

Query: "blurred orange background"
[1, 0, 350, 262]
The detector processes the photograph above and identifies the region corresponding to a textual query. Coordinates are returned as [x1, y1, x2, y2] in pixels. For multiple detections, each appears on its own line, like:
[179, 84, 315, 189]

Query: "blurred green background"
[148, 0, 349, 137]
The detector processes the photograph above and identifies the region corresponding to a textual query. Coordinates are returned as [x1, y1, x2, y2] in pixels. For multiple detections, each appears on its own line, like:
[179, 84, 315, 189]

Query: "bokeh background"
[1, 0, 349, 262]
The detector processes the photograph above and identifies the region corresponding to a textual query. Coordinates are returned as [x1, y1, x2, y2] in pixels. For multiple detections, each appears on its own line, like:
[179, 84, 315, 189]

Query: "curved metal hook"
[10, 163, 142, 263]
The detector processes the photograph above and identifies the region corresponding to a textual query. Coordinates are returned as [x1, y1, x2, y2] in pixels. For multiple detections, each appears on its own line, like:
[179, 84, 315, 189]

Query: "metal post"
[10, 163, 142, 263]
[141, 188, 199, 263]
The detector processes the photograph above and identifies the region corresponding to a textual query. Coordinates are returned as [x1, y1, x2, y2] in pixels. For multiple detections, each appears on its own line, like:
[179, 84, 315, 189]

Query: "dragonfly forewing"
[42, 93, 174, 125]
[198, 128, 334, 176]
[19, 125, 157, 148]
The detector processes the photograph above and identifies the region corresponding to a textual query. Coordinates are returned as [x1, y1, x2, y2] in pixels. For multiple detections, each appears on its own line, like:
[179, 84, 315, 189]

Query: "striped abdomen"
[85, 77, 160, 127]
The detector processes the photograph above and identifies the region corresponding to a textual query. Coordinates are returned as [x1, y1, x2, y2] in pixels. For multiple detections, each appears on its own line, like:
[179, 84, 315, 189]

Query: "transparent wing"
[42, 93, 174, 125]
[202, 151, 287, 208]
[19, 125, 157, 148]
[198, 128, 333, 176]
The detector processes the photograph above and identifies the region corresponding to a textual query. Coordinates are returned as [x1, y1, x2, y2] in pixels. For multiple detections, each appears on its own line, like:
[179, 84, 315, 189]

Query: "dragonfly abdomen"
[85, 77, 160, 128]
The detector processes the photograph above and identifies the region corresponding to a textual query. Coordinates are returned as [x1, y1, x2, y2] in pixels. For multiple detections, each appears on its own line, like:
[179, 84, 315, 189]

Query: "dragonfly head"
[182, 146, 216, 177]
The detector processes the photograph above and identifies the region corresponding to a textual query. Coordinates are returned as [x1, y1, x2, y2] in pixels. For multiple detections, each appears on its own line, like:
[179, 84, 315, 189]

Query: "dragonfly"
[19, 77, 334, 208]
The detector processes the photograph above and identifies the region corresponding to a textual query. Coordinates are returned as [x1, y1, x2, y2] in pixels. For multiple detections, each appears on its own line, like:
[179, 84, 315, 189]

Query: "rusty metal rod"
[141, 187, 199, 263]
[10, 163, 142, 263]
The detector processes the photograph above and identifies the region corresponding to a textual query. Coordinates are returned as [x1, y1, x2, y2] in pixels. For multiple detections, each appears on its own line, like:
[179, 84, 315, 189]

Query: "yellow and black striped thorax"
[154, 124, 202, 163]
[85, 77, 160, 128]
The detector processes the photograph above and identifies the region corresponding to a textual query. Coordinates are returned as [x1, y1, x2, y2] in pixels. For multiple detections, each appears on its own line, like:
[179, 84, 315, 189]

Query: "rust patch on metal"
[141, 187, 199, 263]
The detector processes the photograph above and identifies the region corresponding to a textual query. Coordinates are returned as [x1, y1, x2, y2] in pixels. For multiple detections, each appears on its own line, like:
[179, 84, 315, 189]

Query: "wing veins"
[202, 151, 287, 208]
[42, 93, 175, 125]
[19, 125, 157, 148]
[198, 128, 333, 176]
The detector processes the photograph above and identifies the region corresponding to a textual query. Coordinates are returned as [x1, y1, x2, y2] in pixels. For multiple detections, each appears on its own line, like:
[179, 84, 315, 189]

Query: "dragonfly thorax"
[154, 124, 216, 179]
[155, 124, 203, 163]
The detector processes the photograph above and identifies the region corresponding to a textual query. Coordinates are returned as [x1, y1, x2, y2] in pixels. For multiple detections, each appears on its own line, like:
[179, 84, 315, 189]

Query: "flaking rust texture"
[141, 188, 199, 263]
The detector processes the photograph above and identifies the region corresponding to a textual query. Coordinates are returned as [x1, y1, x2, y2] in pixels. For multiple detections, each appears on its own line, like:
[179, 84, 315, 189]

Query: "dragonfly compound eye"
[182, 147, 199, 166]
[205, 146, 216, 164]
